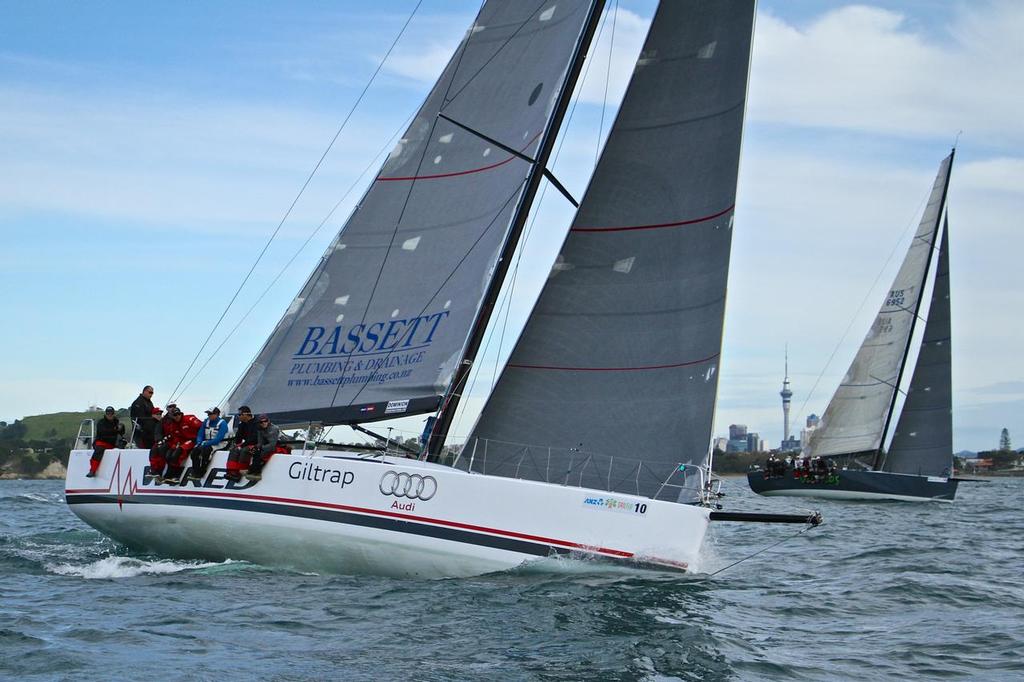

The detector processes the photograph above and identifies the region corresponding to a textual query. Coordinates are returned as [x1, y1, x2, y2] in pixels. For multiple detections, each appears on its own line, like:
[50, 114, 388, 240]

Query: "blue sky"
[1, 1, 1021, 452]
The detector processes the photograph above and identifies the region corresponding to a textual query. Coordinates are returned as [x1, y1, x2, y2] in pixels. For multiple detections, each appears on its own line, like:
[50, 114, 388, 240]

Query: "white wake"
[47, 555, 232, 579]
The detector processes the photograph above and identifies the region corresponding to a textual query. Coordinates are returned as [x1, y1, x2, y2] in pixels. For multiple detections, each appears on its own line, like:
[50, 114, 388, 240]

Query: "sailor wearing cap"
[157, 407, 202, 485]
[190, 407, 229, 481]
[225, 406, 258, 483]
[246, 414, 281, 482]
[86, 406, 125, 478]
[148, 405, 178, 483]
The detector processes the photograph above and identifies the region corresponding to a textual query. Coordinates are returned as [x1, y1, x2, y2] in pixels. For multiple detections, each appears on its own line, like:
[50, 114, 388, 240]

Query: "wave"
[46, 555, 236, 580]
[1, 491, 64, 505]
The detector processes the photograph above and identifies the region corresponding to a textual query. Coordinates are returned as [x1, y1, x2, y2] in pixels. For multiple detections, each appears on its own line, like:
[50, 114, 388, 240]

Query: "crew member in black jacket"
[129, 385, 158, 448]
[88, 406, 124, 477]
[225, 406, 258, 483]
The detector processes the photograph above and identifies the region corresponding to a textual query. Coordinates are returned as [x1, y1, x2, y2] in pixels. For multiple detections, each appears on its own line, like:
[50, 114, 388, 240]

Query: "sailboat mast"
[427, 0, 608, 457]
[872, 148, 955, 470]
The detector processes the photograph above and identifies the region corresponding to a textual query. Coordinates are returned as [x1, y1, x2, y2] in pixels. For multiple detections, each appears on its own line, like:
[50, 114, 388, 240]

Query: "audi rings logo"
[379, 471, 437, 501]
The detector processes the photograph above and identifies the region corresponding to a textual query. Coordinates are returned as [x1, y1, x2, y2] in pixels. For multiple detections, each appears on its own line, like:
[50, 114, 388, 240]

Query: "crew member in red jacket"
[161, 407, 202, 485]
[149, 405, 177, 483]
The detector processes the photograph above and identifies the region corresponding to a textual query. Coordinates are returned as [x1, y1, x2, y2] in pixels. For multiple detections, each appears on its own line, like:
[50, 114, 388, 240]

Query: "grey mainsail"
[465, 0, 756, 501]
[807, 153, 953, 459]
[226, 2, 598, 424]
[883, 221, 953, 476]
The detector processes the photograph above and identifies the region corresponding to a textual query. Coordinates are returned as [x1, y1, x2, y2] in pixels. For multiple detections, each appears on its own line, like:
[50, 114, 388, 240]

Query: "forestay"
[227, 1, 597, 425]
[884, 222, 953, 476]
[807, 153, 953, 458]
[466, 0, 756, 502]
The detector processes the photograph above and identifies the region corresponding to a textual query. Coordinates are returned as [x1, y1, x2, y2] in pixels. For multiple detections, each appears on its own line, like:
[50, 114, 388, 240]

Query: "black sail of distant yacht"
[806, 152, 953, 461]
[883, 220, 953, 476]
[225, 1, 601, 425]
[466, 0, 756, 501]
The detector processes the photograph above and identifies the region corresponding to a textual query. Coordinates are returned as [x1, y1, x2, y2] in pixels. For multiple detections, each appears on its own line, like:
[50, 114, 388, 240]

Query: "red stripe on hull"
[65, 487, 634, 559]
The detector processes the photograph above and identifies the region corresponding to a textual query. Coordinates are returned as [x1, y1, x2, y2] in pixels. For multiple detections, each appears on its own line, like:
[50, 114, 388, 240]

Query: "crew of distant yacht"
[761, 454, 839, 486]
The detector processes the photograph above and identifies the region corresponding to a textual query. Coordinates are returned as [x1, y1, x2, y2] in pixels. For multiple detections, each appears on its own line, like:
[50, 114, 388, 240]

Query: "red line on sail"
[377, 132, 542, 182]
[508, 353, 720, 372]
[571, 204, 734, 232]
[77, 487, 635, 558]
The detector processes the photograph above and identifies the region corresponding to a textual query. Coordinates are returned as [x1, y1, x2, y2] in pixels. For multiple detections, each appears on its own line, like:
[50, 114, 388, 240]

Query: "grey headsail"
[226, 1, 598, 424]
[806, 153, 953, 459]
[466, 0, 756, 502]
[884, 220, 953, 476]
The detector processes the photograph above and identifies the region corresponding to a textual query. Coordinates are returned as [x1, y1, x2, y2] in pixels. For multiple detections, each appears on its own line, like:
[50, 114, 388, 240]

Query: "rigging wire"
[175, 111, 416, 406]
[790, 185, 933, 426]
[169, 0, 424, 404]
[705, 522, 817, 578]
[339, 179, 530, 412]
[441, 0, 551, 108]
[325, 1, 548, 411]
[595, 0, 618, 167]
[447, 4, 617, 442]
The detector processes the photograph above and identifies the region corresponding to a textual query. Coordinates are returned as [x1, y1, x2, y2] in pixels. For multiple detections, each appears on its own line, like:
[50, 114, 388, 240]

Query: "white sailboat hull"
[65, 449, 710, 579]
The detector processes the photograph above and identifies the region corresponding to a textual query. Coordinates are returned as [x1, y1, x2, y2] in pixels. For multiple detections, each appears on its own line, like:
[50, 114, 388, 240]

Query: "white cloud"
[0, 86, 410, 232]
[749, 3, 1024, 145]
[384, 44, 456, 84]
[379, 6, 649, 109]
[575, 7, 649, 106]
[957, 157, 1024, 196]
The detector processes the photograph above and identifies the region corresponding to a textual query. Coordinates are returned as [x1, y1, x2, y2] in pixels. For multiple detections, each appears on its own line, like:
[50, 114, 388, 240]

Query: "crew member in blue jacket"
[189, 407, 229, 480]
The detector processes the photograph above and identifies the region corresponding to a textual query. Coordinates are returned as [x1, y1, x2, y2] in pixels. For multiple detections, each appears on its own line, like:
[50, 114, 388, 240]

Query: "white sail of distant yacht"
[66, 0, 819, 579]
[749, 151, 961, 502]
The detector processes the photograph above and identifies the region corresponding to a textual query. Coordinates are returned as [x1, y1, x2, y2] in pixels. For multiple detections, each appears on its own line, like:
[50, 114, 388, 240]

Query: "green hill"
[2, 408, 131, 477]
[20, 409, 130, 442]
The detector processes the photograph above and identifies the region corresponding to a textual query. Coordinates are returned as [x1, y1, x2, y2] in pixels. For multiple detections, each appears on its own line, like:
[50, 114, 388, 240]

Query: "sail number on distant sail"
[885, 289, 906, 307]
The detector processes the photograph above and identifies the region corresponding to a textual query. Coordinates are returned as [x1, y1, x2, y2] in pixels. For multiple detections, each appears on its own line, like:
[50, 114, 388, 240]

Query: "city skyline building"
[727, 424, 750, 453]
[800, 413, 820, 452]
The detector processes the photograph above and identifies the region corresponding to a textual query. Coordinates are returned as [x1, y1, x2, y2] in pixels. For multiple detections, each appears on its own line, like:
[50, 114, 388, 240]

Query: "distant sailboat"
[65, 0, 817, 579]
[749, 151, 960, 502]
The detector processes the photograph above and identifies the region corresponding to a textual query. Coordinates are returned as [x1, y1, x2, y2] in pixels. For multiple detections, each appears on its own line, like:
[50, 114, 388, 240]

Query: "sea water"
[1, 477, 1021, 680]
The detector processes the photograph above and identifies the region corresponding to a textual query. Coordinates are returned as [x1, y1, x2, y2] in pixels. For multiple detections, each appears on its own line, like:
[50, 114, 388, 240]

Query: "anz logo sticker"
[583, 495, 648, 515]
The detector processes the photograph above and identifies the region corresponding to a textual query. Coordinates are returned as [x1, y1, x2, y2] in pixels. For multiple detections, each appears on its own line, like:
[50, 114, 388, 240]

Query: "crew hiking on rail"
[90, 387, 289, 485]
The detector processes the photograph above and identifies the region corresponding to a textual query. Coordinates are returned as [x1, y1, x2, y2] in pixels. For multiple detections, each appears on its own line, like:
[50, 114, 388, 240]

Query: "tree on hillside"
[979, 449, 1017, 470]
[999, 428, 1012, 452]
[0, 420, 26, 442]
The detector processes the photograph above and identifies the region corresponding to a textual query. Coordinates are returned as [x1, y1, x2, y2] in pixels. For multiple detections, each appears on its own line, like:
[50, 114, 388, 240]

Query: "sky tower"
[780, 347, 793, 444]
